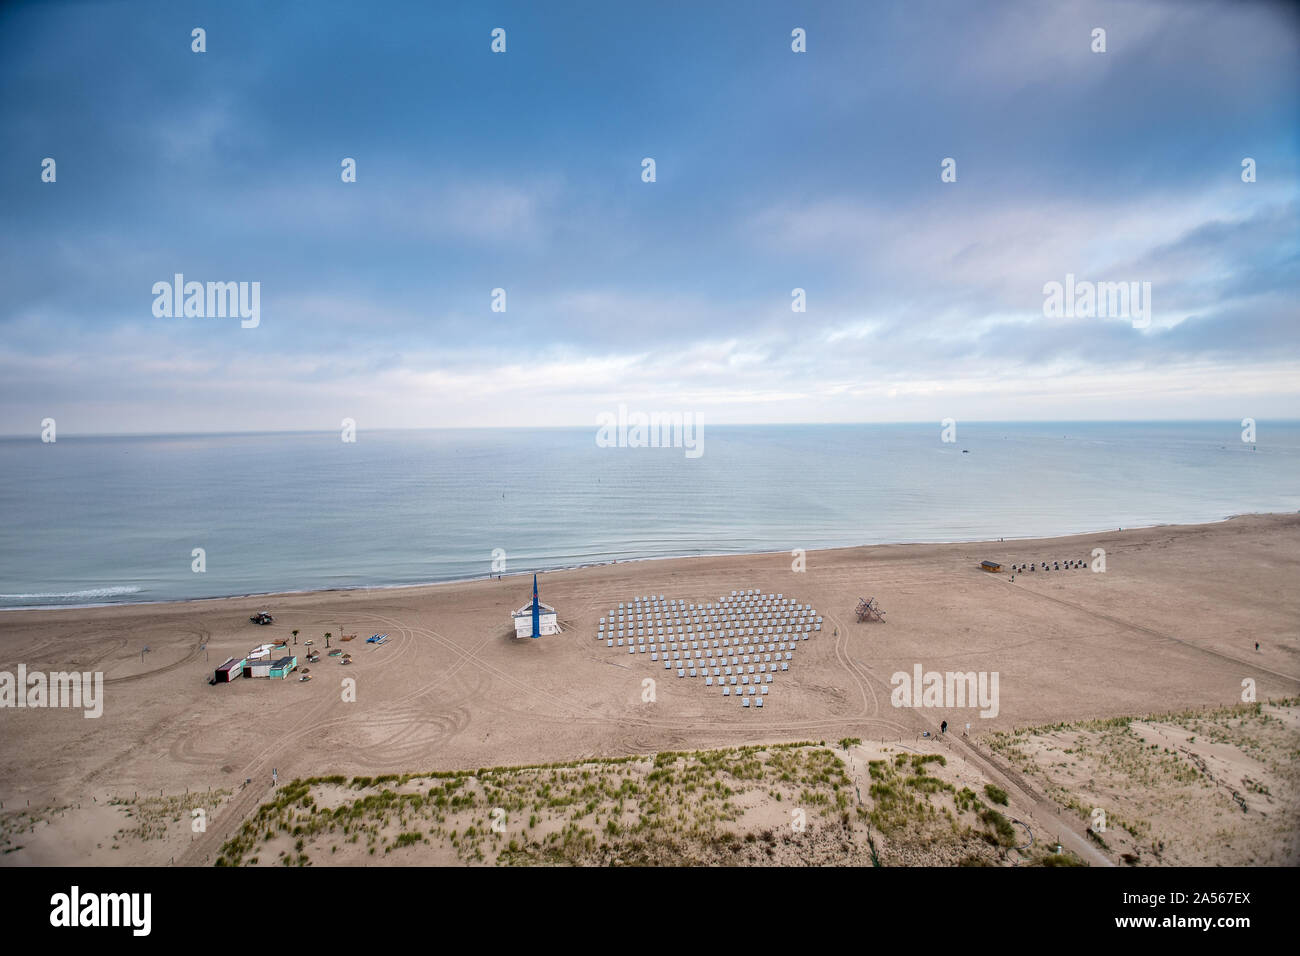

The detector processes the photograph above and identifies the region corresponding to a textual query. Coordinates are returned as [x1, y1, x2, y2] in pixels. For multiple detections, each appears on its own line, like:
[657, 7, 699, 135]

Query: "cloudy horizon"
[2, 0, 1297, 436]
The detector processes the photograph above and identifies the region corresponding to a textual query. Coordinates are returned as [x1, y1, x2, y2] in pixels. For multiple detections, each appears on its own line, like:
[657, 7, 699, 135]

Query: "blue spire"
[531, 573, 540, 638]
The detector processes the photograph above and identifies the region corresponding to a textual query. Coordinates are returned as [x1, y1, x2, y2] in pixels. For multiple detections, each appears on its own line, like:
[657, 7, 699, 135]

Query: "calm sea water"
[1, 422, 1296, 608]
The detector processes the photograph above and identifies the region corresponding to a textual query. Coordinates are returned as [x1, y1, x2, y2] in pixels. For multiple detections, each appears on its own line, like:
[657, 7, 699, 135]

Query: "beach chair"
[664, 661, 671, 669]
[760, 686, 768, 695]
[723, 687, 730, 696]
[755, 697, 763, 707]
[781, 662, 789, 671]
[764, 674, 773, 683]
[607, 640, 614, 648]
[651, 653, 658, 661]
[706, 676, 713, 686]
[677, 669, 685, 678]
[742, 698, 750, 708]
[747, 687, 756, 696]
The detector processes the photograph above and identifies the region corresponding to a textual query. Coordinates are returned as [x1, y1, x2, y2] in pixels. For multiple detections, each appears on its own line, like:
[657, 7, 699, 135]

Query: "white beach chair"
[742, 698, 750, 708]
[755, 697, 763, 707]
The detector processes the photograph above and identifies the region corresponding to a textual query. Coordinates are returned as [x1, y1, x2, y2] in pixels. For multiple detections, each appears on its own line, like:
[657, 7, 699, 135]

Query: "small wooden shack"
[980, 560, 1003, 573]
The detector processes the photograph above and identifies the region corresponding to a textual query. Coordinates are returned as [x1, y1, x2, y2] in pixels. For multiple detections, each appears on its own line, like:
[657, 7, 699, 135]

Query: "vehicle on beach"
[366, 633, 388, 644]
[250, 611, 273, 625]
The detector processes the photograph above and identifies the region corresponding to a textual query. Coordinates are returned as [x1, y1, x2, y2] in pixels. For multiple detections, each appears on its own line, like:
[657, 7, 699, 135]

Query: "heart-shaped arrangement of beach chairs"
[596, 589, 822, 709]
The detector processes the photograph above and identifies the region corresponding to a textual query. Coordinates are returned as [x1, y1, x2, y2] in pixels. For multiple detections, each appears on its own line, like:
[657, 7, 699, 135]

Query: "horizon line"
[3, 417, 1293, 441]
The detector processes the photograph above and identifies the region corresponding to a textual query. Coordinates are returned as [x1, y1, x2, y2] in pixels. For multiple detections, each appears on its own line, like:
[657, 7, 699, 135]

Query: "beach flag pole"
[532, 573, 540, 638]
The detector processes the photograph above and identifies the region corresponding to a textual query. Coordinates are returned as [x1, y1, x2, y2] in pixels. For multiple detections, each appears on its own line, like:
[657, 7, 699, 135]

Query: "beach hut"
[214, 657, 245, 682]
[268, 656, 298, 679]
[244, 657, 274, 678]
[980, 560, 1003, 573]
[512, 574, 559, 638]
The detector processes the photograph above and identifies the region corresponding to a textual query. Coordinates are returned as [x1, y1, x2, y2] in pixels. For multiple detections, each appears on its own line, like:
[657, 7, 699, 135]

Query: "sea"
[1, 421, 1296, 609]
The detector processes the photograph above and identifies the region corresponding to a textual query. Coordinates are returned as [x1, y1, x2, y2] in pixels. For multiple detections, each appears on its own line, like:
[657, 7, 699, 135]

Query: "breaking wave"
[0, 586, 144, 605]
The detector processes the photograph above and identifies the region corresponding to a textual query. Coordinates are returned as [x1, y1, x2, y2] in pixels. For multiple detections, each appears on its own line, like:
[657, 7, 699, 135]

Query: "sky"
[1, 0, 1297, 434]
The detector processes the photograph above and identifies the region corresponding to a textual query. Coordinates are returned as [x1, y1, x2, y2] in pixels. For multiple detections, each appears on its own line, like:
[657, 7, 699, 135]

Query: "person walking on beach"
[940, 720, 947, 735]
[1255, 642, 1260, 652]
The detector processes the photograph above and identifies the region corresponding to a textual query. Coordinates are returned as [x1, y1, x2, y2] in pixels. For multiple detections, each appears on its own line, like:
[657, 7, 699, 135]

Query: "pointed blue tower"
[531, 574, 540, 639]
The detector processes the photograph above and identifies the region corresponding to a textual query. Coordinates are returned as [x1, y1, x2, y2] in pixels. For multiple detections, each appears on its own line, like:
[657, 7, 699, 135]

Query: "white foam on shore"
[0, 585, 143, 603]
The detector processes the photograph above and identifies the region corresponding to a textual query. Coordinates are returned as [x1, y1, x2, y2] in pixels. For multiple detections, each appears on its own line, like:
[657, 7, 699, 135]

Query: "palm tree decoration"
[324, 632, 332, 649]
[292, 629, 299, 645]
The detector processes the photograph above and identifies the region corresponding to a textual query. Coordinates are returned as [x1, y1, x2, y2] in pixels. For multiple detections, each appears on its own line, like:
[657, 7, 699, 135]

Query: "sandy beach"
[2, 514, 1298, 866]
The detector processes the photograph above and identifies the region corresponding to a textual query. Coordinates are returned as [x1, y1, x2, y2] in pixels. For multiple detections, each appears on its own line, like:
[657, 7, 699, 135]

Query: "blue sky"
[1, 0, 1297, 434]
